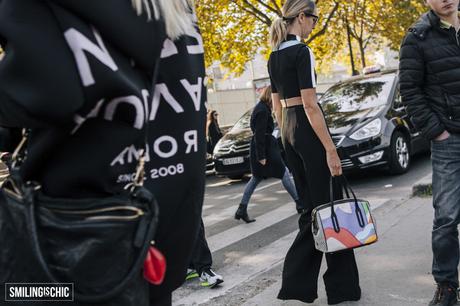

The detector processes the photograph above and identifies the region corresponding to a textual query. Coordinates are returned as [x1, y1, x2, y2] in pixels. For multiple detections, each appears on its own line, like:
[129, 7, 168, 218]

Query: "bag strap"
[329, 175, 366, 231]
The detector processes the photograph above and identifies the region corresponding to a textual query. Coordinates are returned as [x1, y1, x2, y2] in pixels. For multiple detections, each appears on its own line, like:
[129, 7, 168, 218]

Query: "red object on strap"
[143, 246, 166, 285]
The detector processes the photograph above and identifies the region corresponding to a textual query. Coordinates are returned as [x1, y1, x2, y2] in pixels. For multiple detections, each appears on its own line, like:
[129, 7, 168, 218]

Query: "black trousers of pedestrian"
[277, 105, 361, 304]
[189, 219, 213, 275]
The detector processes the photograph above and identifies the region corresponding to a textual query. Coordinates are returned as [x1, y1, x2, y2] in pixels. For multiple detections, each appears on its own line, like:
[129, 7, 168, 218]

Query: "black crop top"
[268, 34, 316, 100]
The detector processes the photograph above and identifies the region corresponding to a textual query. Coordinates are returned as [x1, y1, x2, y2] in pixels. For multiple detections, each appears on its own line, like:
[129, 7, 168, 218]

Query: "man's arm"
[399, 33, 445, 140]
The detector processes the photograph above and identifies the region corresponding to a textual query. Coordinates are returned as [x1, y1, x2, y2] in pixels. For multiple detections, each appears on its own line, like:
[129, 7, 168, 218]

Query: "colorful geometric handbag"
[312, 176, 378, 253]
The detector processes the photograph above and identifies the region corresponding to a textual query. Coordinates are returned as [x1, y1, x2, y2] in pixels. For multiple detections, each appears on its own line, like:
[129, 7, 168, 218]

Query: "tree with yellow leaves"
[196, 0, 426, 75]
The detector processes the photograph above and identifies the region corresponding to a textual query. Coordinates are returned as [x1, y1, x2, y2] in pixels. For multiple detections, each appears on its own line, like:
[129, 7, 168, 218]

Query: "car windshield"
[230, 108, 252, 131]
[320, 74, 396, 113]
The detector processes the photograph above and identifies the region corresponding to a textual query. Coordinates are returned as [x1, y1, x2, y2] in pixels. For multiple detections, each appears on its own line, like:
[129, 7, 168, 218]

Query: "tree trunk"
[358, 39, 367, 69]
[345, 18, 359, 76]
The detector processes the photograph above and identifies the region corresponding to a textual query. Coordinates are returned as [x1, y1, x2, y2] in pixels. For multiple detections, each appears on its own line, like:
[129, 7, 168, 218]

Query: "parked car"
[320, 69, 429, 174]
[213, 108, 284, 179]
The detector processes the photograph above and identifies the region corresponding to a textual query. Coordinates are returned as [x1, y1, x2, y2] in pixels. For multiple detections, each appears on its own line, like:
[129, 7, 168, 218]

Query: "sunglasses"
[303, 12, 319, 25]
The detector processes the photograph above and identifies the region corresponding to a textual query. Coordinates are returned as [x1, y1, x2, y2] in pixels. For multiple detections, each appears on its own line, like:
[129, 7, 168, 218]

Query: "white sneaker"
[199, 268, 223, 288]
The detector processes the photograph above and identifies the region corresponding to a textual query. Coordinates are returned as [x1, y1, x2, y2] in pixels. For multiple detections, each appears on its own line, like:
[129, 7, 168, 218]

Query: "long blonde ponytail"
[132, 0, 196, 40]
[269, 0, 316, 49]
[269, 18, 288, 50]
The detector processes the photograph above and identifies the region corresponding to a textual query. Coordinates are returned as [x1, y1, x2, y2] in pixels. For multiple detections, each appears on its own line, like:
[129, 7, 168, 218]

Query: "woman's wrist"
[325, 145, 336, 154]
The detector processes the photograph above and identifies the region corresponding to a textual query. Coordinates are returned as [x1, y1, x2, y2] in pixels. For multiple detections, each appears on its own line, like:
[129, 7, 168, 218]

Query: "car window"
[321, 74, 396, 114]
[230, 108, 253, 131]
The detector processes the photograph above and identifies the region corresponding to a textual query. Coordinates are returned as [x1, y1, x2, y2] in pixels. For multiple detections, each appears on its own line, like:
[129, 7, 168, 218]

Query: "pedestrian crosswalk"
[207, 202, 296, 252]
[172, 177, 391, 306]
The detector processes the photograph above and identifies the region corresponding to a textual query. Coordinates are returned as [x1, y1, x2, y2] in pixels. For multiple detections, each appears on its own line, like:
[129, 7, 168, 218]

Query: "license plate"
[222, 157, 244, 165]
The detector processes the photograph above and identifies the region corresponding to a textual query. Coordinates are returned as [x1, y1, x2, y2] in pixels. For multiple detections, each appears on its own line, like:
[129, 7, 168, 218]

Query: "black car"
[321, 69, 429, 173]
[213, 108, 283, 179]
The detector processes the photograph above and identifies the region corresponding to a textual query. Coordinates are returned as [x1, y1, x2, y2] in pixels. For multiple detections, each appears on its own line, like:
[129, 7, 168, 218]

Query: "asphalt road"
[172, 152, 432, 305]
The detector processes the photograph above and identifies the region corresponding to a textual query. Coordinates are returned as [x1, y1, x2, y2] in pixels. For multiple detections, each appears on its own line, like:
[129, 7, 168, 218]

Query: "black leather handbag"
[0, 134, 159, 305]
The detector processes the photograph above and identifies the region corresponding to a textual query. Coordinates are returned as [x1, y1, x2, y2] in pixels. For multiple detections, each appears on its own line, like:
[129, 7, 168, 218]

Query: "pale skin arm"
[272, 93, 282, 130]
[300, 88, 342, 176]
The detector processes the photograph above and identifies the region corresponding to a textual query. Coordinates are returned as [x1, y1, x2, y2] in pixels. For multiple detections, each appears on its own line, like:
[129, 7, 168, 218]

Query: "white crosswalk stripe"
[207, 202, 296, 252]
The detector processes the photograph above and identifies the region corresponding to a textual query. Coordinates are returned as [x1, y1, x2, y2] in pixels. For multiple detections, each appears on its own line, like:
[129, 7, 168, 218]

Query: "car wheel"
[388, 131, 410, 174]
[228, 174, 244, 180]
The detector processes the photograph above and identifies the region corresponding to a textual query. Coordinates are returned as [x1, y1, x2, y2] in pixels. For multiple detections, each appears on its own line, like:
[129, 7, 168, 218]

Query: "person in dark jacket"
[0, 1, 202, 305]
[235, 86, 303, 223]
[143, 2, 210, 304]
[206, 110, 223, 154]
[399, 1, 460, 305]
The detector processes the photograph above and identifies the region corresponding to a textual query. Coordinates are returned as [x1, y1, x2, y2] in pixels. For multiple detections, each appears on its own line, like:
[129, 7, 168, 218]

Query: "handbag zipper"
[3, 186, 145, 221]
[49, 206, 145, 221]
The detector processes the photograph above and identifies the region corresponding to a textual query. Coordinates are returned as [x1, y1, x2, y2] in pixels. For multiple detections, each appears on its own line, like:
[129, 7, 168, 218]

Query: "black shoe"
[295, 200, 306, 214]
[234, 204, 255, 223]
[429, 283, 458, 306]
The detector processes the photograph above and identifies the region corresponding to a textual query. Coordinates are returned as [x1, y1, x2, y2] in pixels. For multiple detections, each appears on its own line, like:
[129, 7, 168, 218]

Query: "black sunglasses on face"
[303, 12, 319, 25]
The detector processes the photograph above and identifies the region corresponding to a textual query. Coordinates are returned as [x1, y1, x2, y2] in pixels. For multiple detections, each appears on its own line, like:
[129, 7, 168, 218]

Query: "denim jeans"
[240, 168, 298, 206]
[431, 133, 460, 287]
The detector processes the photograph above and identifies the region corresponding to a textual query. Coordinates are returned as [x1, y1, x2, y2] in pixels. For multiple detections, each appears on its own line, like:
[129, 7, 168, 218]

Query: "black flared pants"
[277, 105, 361, 304]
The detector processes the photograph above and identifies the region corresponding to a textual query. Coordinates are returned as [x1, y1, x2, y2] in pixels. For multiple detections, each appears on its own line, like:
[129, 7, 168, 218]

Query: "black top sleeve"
[254, 110, 269, 160]
[296, 46, 316, 90]
[267, 60, 278, 93]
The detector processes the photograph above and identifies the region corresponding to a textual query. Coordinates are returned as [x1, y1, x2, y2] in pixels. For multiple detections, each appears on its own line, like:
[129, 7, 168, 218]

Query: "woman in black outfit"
[235, 85, 303, 223]
[268, 0, 361, 304]
[206, 110, 223, 154]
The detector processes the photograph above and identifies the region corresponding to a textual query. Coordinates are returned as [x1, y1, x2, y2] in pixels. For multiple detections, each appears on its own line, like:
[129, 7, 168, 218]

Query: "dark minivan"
[321, 69, 429, 173]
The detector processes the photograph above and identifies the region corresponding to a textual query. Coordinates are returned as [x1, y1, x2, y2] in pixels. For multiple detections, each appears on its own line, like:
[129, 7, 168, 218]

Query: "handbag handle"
[329, 175, 366, 232]
[23, 184, 159, 303]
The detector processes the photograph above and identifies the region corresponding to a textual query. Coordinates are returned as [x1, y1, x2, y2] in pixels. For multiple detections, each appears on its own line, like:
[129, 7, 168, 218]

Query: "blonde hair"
[131, 0, 196, 40]
[269, 0, 316, 49]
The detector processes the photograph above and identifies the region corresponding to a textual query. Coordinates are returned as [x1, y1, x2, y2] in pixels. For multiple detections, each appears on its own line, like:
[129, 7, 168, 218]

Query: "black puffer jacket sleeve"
[399, 32, 445, 140]
[253, 110, 269, 161]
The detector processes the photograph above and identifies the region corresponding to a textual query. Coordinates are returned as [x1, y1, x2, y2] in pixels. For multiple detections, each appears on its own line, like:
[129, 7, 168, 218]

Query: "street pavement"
[172, 153, 452, 306]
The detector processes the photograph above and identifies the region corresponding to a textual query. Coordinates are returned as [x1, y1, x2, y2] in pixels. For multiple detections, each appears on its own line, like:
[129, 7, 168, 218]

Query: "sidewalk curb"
[412, 172, 432, 197]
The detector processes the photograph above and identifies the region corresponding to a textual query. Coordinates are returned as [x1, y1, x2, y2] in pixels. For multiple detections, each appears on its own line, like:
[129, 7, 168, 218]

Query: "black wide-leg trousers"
[189, 219, 213, 275]
[277, 105, 361, 304]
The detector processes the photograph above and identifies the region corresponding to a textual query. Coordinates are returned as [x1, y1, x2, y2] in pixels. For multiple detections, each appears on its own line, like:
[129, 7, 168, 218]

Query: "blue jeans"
[240, 168, 298, 206]
[431, 133, 460, 287]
